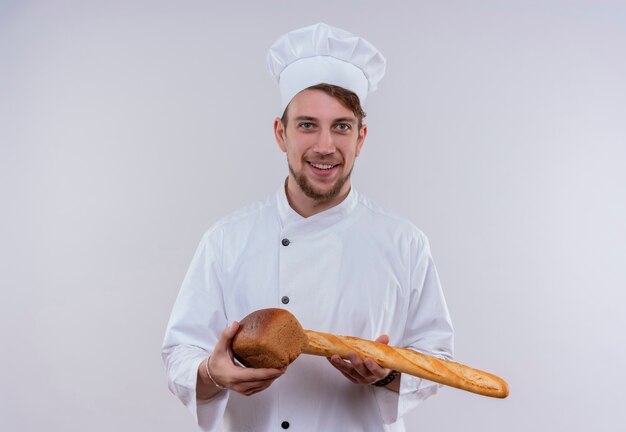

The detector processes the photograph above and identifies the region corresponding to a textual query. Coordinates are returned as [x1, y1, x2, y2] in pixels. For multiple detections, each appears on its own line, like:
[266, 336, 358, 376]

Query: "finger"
[222, 368, 284, 392]
[375, 334, 390, 345]
[235, 383, 264, 396]
[327, 355, 349, 373]
[349, 352, 390, 384]
[231, 366, 286, 382]
[250, 379, 275, 393]
[234, 377, 277, 396]
[337, 368, 359, 383]
[242, 383, 269, 396]
[327, 357, 359, 383]
[328, 355, 351, 372]
[327, 355, 360, 383]
[363, 357, 382, 373]
[363, 358, 390, 380]
[208, 323, 239, 385]
[347, 352, 375, 380]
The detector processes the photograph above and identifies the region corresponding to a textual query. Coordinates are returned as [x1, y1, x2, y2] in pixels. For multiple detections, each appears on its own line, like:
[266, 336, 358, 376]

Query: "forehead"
[286, 89, 356, 121]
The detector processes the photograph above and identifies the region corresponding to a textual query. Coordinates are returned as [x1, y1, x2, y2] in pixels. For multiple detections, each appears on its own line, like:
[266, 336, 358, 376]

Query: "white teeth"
[310, 162, 334, 170]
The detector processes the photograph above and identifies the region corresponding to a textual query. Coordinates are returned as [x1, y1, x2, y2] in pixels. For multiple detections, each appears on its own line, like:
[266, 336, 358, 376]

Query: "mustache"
[304, 156, 342, 163]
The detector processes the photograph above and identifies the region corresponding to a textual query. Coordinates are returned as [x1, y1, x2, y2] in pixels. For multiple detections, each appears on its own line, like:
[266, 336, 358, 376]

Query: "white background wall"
[1, 1, 625, 430]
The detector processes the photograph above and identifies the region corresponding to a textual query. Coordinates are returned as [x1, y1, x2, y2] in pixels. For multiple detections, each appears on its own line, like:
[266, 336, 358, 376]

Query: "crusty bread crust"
[232, 308, 308, 368]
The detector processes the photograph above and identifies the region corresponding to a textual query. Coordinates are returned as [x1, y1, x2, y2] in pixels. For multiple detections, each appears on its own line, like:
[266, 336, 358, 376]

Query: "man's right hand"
[197, 321, 286, 400]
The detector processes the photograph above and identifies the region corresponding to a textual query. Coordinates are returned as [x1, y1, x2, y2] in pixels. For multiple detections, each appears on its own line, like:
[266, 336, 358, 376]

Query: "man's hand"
[197, 322, 286, 400]
[327, 334, 400, 392]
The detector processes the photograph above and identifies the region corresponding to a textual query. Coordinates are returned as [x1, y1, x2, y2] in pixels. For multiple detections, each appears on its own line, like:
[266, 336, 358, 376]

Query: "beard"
[288, 162, 354, 203]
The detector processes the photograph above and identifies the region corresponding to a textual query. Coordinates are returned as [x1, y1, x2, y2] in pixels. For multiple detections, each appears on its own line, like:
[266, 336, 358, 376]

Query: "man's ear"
[274, 118, 287, 152]
[355, 124, 367, 157]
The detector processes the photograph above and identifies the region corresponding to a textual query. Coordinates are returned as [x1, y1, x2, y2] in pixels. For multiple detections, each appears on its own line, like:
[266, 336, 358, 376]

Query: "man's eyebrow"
[333, 117, 357, 124]
[293, 116, 318, 122]
[292, 116, 357, 124]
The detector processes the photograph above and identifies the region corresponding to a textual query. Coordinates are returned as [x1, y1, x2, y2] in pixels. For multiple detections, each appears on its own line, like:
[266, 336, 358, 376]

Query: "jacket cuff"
[372, 374, 440, 424]
[169, 353, 230, 431]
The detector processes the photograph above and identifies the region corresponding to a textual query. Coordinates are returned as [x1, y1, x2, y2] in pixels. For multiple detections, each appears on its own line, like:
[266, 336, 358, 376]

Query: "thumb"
[214, 321, 240, 355]
[224, 321, 240, 340]
[375, 334, 390, 345]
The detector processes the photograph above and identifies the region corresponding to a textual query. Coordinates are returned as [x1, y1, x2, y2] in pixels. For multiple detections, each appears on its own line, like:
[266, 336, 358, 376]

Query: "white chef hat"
[267, 22, 386, 112]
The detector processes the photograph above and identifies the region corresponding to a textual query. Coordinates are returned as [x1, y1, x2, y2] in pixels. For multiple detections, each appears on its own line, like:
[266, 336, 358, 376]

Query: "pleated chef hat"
[267, 23, 386, 112]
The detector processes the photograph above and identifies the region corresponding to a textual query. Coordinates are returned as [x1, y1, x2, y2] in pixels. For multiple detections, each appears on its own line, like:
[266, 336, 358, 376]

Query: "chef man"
[162, 23, 454, 431]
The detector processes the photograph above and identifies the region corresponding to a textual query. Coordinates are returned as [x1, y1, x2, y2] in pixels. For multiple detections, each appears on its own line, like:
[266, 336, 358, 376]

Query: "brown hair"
[281, 83, 367, 129]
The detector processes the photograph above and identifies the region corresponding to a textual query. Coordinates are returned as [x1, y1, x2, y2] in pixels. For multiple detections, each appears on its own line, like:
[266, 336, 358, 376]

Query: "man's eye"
[336, 123, 351, 131]
[299, 122, 314, 129]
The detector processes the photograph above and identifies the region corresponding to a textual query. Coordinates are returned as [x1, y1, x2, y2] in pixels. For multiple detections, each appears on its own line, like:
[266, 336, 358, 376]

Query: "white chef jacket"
[162, 185, 454, 431]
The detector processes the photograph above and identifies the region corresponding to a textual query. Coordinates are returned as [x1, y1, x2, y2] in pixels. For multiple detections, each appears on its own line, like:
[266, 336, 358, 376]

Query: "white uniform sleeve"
[373, 233, 454, 424]
[161, 229, 230, 431]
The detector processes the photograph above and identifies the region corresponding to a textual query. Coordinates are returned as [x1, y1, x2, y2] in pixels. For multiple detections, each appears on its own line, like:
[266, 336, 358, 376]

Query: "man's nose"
[313, 129, 335, 155]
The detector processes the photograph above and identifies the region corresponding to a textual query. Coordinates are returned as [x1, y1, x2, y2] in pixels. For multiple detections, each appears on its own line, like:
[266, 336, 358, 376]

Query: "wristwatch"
[373, 370, 398, 387]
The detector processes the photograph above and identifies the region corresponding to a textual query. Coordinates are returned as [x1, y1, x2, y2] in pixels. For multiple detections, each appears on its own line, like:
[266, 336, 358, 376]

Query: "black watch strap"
[373, 370, 398, 387]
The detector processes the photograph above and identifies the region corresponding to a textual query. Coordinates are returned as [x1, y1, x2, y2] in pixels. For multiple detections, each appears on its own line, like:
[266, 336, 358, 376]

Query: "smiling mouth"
[308, 162, 338, 170]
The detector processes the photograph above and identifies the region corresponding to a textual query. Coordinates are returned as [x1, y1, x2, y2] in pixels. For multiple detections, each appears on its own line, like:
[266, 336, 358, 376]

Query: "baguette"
[303, 330, 509, 398]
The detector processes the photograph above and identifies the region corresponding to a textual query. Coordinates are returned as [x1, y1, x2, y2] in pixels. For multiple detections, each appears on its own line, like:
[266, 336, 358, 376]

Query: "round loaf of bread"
[232, 308, 309, 368]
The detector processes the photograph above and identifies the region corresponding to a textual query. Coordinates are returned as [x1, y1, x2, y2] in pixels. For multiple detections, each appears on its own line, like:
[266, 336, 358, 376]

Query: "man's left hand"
[327, 334, 399, 391]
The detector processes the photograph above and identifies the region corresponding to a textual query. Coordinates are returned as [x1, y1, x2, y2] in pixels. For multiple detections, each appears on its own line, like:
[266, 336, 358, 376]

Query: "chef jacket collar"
[276, 182, 358, 236]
